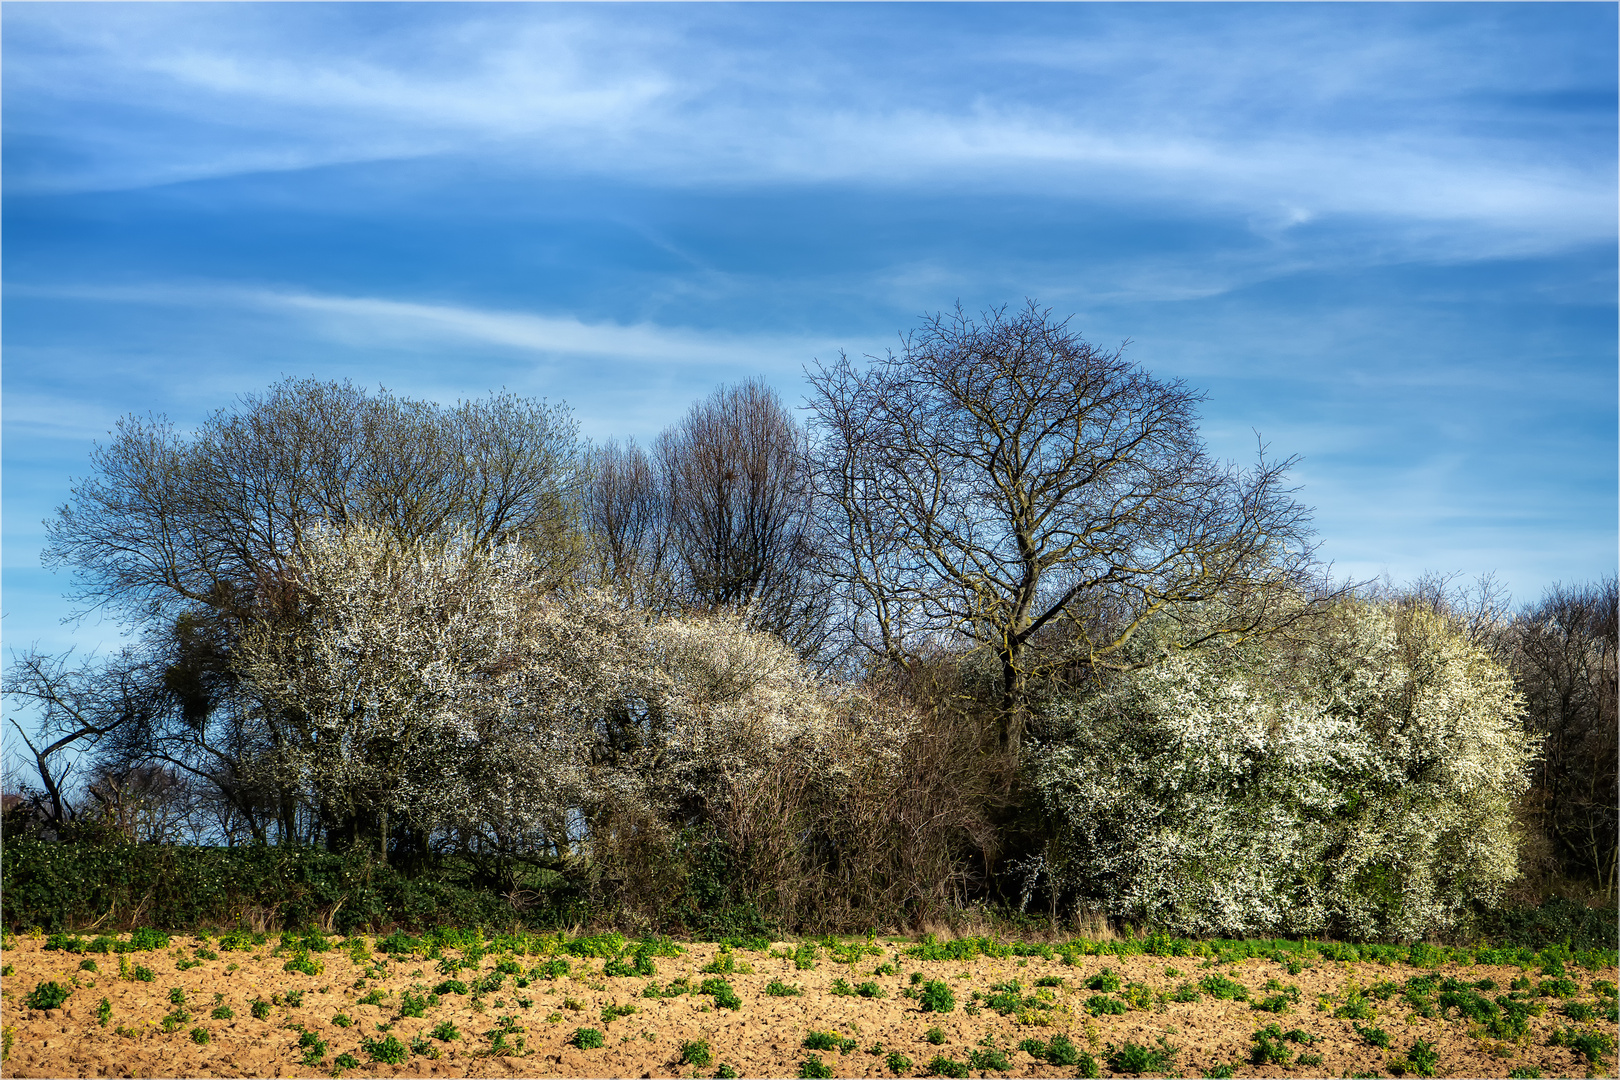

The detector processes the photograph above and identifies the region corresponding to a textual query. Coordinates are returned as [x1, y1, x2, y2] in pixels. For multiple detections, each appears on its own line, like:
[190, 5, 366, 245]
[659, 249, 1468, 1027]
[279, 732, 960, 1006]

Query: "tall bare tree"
[582, 438, 673, 610]
[807, 302, 1322, 753]
[1511, 579, 1618, 899]
[656, 379, 829, 656]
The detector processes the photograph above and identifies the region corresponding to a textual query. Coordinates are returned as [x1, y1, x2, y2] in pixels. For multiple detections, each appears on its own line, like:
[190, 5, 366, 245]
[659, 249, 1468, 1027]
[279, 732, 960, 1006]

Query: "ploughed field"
[2, 929, 1615, 1079]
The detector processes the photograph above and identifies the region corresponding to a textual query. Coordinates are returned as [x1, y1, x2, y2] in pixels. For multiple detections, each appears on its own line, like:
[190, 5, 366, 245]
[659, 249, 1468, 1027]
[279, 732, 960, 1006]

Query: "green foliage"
[967, 1046, 1011, 1072]
[714, 1065, 739, 1079]
[539, 957, 571, 979]
[131, 964, 155, 982]
[681, 1039, 714, 1067]
[361, 1033, 406, 1065]
[698, 977, 741, 1009]
[250, 997, 270, 1019]
[600, 1002, 638, 1025]
[1107, 1037, 1179, 1075]
[97, 997, 112, 1026]
[922, 1054, 968, 1078]
[25, 981, 71, 1010]
[764, 977, 801, 997]
[1077, 1051, 1101, 1078]
[885, 1050, 913, 1074]
[1202, 1066, 1236, 1079]
[830, 977, 855, 996]
[433, 978, 469, 996]
[794, 941, 818, 969]
[800, 1055, 834, 1079]
[428, 1020, 460, 1042]
[1198, 973, 1248, 1000]
[397, 990, 432, 1017]
[918, 979, 955, 1013]
[1085, 967, 1121, 991]
[855, 981, 885, 998]
[925, 1026, 945, 1045]
[804, 1031, 856, 1051]
[1393, 1037, 1440, 1077]
[1085, 994, 1127, 1016]
[1354, 1022, 1391, 1048]
[330, 1012, 350, 1027]
[333, 1052, 359, 1069]
[190, 1026, 211, 1045]
[1250, 1025, 1294, 1067]
[1549, 1025, 1616, 1065]
[1507, 1068, 1541, 1079]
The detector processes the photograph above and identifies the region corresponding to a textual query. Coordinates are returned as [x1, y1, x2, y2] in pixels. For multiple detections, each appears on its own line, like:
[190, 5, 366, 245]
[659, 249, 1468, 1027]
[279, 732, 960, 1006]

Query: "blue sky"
[3, 2, 1615, 661]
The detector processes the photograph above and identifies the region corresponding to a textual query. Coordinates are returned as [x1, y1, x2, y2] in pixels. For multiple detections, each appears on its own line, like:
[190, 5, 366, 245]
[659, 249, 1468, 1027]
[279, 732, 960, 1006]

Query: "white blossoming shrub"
[238, 525, 892, 877]
[1030, 600, 1531, 940]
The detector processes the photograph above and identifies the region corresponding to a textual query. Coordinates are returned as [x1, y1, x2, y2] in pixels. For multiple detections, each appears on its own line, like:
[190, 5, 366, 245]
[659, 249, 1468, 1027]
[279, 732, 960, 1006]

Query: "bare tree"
[582, 438, 673, 609]
[656, 379, 830, 657]
[1510, 579, 1618, 899]
[807, 302, 1322, 753]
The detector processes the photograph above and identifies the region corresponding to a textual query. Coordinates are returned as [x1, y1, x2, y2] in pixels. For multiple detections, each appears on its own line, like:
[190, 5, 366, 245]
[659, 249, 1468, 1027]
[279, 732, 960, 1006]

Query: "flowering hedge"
[1031, 600, 1531, 940]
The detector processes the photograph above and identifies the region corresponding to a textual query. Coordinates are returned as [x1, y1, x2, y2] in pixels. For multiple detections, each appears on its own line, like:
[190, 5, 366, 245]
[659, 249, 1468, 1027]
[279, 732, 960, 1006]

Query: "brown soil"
[1, 935, 1613, 1078]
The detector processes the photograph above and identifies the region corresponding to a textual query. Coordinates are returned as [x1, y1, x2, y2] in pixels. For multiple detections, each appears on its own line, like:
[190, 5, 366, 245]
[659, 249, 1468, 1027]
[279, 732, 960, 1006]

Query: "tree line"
[5, 302, 1613, 937]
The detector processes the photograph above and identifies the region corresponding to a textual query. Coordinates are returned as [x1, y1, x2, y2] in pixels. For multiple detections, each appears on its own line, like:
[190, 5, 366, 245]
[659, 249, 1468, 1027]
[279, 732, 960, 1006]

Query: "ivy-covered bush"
[1031, 599, 1530, 940]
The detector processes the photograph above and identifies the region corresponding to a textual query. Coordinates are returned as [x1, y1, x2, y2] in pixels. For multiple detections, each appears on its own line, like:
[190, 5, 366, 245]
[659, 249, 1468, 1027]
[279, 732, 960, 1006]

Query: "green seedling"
[925, 1026, 945, 1045]
[25, 982, 72, 1010]
[922, 1054, 968, 1078]
[766, 979, 802, 996]
[1109, 1036, 1179, 1075]
[571, 1026, 604, 1049]
[681, 1039, 714, 1067]
[800, 1055, 834, 1078]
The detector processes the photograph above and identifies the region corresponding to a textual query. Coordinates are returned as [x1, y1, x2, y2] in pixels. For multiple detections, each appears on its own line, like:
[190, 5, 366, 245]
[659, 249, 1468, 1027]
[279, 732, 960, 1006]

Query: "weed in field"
[433, 978, 469, 996]
[1034, 975, 1063, 988]
[1391, 1037, 1440, 1077]
[357, 987, 389, 1007]
[277, 989, 305, 1007]
[766, 979, 802, 997]
[569, 1026, 604, 1050]
[966, 1039, 1011, 1072]
[1506, 1068, 1541, 1079]
[1549, 1024, 1616, 1065]
[333, 1052, 360, 1069]
[169, 987, 187, 1007]
[681, 1038, 714, 1067]
[885, 1049, 913, 1074]
[360, 1033, 407, 1064]
[1563, 1001, 1597, 1022]
[794, 941, 818, 970]
[1077, 1051, 1101, 1078]
[1108, 1036, 1178, 1075]
[95, 996, 112, 1026]
[1202, 1066, 1236, 1079]
[78, 958, 98, 973]
[1354, 1022, 1391, 1048]
[922, 1053, 967, 1077]
[131, 965, 155, 983]
[918, 980, 955, 1013]
[874, 962, 898, 977]
[1123, 981, 1155, 1010]
[328, 1012, 350, 1027]
[698, 977, 741, 1009]
[1085, 994, 1127, 1016]
[1086, 967, 1121, 992]
[283, 950, 323, 977]
[25, 981, 71, 1010]
[714, 1065, 739, 1079]
[800, 1054, 835, 1078]
[601, 1002, 638, 1025]
[831, 977, 855, 996]
[1170, 982, 1201, 1003]
[924, 1026, 945, 1045]
[250, 997, 270, 1019]
[856, 980, 885, 998]
[1198, 973, 1248, 1000]
[1337, 992, 1377, 1020]
[210, 1003, 234, 1020]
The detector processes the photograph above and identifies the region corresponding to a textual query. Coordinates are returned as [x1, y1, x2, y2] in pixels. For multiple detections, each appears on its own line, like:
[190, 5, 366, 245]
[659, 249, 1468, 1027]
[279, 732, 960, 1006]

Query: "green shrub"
[1109, 1037, 1178, 1074]
[1395, 1037, 1440, 1077]
[800, 1055, 834, 1079]
[698, 977, 741, 1009]
[190, 1027, 211, 1045]
[925, 1026, 945, 1045]
[1085, 994, 1127, 1016]
[1085, 967, 1121, 992]
[830, 977, 855, 996]
[1198, 973, 1248, 1000]
[433, 978, 469, 996]
[918, 980, 955, 1013]
[681, 1039, 714, 1067]
[1077, 1051, 1101, 1078]
[1202, 1066, 1236, 1079]
[250, 997, 270, 1019]
[1354, 1022, 1391, 1048]
[25, 981, 71, 1010]
[923, 1054, 967, 1078]
[856, 981, 885, 998]
[361, 1029, 405, 1062]
[601, 1002, 638, 1025]
[97, 997, 112, 1026]
[967, 1046, 1011, 1071]
[885, 1050, 913, 1074]
[1549, 1025, 1616, 1065]
[714, 1065, 739, 1079]
[570, 1027, 604, 1049]
[333, 1052, 359, 1069]
[1250, 1024, 1294, 1067]
[131, 965, 155, 982]
[211, 1003, 234, 1020]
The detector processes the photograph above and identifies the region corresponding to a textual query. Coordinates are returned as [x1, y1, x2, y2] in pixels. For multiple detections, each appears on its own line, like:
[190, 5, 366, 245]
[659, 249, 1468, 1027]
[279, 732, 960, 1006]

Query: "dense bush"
[1032, 599, 1531, 939]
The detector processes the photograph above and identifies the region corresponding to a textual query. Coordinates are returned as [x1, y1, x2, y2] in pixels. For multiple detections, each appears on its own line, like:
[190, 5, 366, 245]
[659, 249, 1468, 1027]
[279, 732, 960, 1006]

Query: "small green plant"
[831, 977, 856, 996]
[1109, 1037, 1179, 1075]
[190, 1026, 211, 1045]
[250, 996, 271, 1019]
[918, 979, 955, 1013]
[766, 978, 802, 996]
[1250, 1024, 1294, 1066]
[279, 988, 305, 1007]
[1085, 993, 1127, 1016]
[1354, 1022, 1392, 1048]
[97, 997, 112, 1026]
[1086, 967, 1122, 992]
[886, 1049, 913, 1074]
[361, 1033, 407, 1064]
[78, 958, 99, 973]
[800, 1055, 835, 1079]
[874, 962, 898, 977]
[794, 941, 819, 970]
[1077, 1051, 1101, 1078]
[681, 1039, 714, 1067]
[25, 981, 72, 1010]
[923, 1054, 968, 1078]
[428, 1019, 461, 1041]
[714, 1065, 739, 1079]
[699, 977, 741, 1010]
[169, 986, 187, 1006]
[333, 1052, 359, 1069]
[1199, 973, 1248, 1000]
[1549, 1024, 1616, 1065]
[856, 980, 886, 999]
[601, 1002, 639, 1024]
[967, 1046, 1011, 1072]
[1202, 1066, 1236, 1079]
[1393, 1037, 1440, 1077]
[329, 1011, 351, 1027]
[1506, 1068, 1541, 1079]
[571, 1026, 605, 1049]
[357, 987, 389, 1006]
[539, 957, 571, 979]
[283, 950, 323, 977]
[211, 1003, 234, 1020]
[131, 964, 155, 982]
[925, 1026, 945, 1044]
[1170, 982, 1201, 1003]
